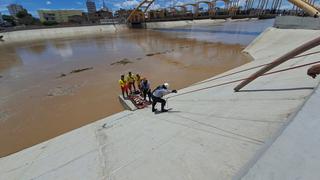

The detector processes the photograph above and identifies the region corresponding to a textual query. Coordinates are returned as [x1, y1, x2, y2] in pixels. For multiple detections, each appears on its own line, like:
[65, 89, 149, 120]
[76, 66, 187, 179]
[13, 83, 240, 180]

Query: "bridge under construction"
[126, 0, 320, 24]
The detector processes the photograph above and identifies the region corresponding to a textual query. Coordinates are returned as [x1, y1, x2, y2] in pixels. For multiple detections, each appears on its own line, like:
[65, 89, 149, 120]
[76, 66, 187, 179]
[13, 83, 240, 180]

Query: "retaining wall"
[274, 15, 320, 30]
[146, 19, 223, 29]
[0, 24, 128, 44]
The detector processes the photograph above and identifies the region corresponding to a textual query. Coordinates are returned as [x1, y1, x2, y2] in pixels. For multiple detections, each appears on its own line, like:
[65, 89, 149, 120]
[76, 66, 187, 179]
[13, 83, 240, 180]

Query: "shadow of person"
[154, 108, 181, 115]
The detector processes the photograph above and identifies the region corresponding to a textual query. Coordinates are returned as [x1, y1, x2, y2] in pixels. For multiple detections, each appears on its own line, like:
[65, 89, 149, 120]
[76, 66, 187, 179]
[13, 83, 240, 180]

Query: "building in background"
[38, 10, 83, 23]
[114, 9, 133, 22]
[68, 13, 88, 24]
[86, 0, 97, 14]
[7, 4, 24, 16]
[0, 12, 4, 24]
[86, 9, 113, 24]
[85, 0, 113, 24]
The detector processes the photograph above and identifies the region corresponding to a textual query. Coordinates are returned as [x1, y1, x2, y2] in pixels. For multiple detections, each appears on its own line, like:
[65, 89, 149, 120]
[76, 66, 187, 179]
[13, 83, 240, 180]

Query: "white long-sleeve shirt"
[153, 88, 171, 98]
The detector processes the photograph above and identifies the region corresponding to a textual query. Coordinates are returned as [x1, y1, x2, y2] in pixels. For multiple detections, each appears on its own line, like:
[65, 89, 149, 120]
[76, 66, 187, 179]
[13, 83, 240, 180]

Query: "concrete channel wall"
[145, 18, 255, 29]
[1, 27, 320, 180]
[274, 15, 320, 30]
[146, 19, 226, 29]
[0, 20, 211, 44]
[0, 18, 255, 44]
[0, 24, 128, 44]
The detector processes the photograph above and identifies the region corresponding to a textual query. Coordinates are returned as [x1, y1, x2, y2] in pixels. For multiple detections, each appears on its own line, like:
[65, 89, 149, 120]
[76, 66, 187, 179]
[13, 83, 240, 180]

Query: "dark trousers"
[143, 89, 152, 102]
[152, 95, 166, 111]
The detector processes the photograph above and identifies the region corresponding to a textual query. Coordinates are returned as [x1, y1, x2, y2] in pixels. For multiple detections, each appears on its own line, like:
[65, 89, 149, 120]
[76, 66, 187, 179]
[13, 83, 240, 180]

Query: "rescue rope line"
[168, 60, 320, 99]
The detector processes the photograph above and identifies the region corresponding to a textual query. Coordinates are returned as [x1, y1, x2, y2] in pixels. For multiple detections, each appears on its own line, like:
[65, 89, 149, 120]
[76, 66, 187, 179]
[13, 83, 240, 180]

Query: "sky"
[0, 0, 295, 17]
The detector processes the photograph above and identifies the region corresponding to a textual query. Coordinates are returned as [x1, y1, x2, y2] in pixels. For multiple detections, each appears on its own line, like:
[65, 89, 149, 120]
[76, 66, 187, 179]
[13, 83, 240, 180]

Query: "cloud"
[280, 3, 294, 9]
[176, 1, 184, 6]
[149, 3, 161, 10]
[46, 1, 52, 5]
[0, 0, 11, 14]
[114, 0, 140, 9]
[76, 1, 83, 5]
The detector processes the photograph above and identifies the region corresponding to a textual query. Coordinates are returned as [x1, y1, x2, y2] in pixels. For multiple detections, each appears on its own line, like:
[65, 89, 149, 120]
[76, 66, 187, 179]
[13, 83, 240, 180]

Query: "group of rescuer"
[119, 72, 177, 113]
[118, 65, 320, 113]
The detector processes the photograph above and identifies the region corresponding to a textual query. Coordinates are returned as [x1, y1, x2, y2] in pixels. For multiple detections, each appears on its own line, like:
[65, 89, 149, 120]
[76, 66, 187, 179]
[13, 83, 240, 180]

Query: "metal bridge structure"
[127, 0, 238, 23]
[126, 0, 320, 23]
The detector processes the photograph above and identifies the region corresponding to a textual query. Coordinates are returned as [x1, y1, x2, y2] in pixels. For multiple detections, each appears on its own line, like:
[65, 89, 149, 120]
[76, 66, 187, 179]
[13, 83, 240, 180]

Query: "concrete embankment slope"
[0, 27, 320, 180]
[146, 19, 226, 29]
[145, 18, 253, 29]
[0, 24, 128, 44]
[242, 80, 320, 180]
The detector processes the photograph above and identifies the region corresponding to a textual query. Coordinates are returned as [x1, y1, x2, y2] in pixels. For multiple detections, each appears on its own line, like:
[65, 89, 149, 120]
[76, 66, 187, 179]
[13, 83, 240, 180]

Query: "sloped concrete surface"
[0, 24, 128, 44]
[1, 28, 320, 180]
[241, 84, 320, 180]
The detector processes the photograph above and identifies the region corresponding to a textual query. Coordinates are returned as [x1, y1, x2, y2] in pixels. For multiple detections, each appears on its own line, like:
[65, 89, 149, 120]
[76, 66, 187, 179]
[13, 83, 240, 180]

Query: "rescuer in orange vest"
[119, 75, 129, 98]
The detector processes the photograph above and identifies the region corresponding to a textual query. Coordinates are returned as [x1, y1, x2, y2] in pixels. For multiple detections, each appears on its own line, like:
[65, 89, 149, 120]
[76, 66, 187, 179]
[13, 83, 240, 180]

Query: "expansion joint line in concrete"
[100, 113, 134, 129]
[194, 50, 320, 86]
[176, 110, 285, 124]
[149, 114, 263, 145]
[169, 60, 320, 99]
[173, 113, 265, 144]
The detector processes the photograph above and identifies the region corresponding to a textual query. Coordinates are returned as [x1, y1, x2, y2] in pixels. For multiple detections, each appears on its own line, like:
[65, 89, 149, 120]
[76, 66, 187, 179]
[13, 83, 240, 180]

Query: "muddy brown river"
[0, 19, 273, 157]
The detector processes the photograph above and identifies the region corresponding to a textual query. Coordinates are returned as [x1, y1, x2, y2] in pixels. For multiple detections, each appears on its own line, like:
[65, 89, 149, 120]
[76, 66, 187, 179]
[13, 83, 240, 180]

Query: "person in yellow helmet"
[126, 72, 136, 94]
[119, 75, 129, 98]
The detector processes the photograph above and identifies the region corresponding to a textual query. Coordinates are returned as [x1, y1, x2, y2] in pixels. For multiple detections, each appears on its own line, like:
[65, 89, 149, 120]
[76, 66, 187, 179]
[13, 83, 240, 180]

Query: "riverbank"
[1, 27, 319, 179]
[0, 23, 252, 157]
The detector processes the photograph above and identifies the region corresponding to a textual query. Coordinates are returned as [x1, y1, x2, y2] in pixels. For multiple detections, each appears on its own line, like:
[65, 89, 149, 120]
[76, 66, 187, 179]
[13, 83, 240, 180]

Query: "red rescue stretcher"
[128, 93, 151, 109]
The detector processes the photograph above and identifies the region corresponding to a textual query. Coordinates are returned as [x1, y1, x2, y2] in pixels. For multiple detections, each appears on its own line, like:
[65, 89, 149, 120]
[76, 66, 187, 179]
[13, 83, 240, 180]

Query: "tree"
[16, 9, 40, 26]
[2, 15, 16, 26]
[16, 9, 29, 19]
[42, 21, 58, 26]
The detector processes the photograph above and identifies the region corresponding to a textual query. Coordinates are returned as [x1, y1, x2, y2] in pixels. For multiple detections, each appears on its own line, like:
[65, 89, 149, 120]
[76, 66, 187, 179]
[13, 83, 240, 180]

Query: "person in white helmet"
[151, 83, 177, 112]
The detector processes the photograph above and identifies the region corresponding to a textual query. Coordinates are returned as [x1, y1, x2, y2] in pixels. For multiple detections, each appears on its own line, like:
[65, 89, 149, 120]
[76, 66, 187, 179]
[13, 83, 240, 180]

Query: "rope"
[193, 50, 320, 86]
[168, 60, 320, 99]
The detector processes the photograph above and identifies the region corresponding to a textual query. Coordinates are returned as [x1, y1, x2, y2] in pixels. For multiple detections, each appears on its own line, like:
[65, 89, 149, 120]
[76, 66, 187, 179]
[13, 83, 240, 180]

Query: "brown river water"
[0, 19, 274, 157]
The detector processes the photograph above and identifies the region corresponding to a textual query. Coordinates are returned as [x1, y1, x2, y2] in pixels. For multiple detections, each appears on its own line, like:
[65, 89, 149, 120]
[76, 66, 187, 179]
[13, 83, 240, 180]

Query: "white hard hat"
[164, 83, 169, 88]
